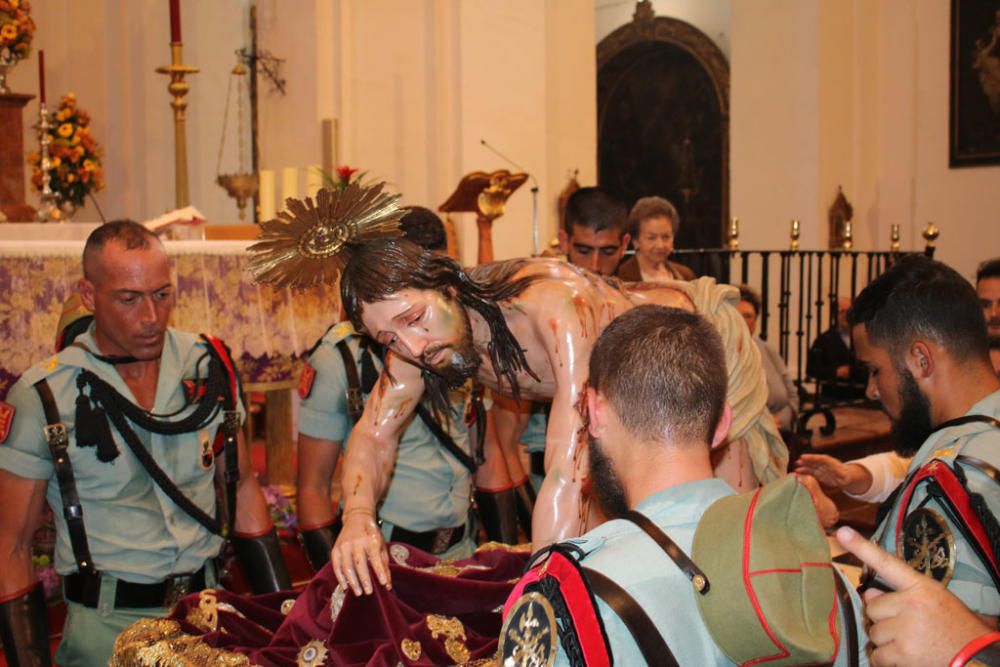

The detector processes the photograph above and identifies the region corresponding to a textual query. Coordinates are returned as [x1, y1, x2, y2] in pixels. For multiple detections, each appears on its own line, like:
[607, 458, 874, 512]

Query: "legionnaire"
[499, 306, 866, 666]
[850, 256, 1000, 615]
[296, 207, 478, 570]
[0, 221, 290, 667]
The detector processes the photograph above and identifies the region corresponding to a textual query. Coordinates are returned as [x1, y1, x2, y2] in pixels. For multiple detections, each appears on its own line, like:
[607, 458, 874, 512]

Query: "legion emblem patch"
[299, 364, 317, 400]
[898, 507, 956, 584]
[499, 591, 558, 667]
[0, 400, 14, 443]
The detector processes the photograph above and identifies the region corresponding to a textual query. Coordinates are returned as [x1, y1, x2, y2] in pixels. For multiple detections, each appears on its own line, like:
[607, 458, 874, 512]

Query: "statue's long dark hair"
[341, 238, 539, 417]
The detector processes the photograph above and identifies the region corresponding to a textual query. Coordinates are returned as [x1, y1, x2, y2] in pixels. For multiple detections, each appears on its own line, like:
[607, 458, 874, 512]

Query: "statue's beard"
[421, 308, 481, 388]
[890, 367, 933, 457]
[588, 435, 629, 518]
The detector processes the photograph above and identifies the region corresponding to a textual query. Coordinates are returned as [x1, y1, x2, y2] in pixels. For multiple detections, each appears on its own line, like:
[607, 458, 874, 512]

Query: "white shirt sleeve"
[843, 452, 911, 503]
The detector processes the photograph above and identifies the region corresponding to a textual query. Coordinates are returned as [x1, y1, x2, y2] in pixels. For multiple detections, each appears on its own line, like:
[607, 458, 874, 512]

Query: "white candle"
[306, 164, 323, 198]
[282, 167, 299, 209]
[258, 170, 275, 222]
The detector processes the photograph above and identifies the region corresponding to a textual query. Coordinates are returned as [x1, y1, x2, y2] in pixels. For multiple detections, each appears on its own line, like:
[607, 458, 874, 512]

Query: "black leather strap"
[34, 379, 94, 575]
[622, 510, 710, 594]
[335, 339, 365, 421]
[833, 571, 859, 667]
[64, 567, 206, 609]
[200, 335, 241, 538]
[583, 566, 679, 667]
[389, 523, 466, 555]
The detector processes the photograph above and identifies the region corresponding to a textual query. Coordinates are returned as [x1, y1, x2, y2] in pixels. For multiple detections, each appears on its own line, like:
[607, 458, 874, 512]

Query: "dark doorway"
[597, 13, 729, 253]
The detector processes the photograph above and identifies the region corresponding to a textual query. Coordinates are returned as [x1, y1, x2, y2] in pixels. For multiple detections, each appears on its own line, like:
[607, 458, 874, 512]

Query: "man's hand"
[795, 473, 840, 528]
[795, 453, 873, 494]
[836, 526, 992, 667]
[330, 509, 390, 596]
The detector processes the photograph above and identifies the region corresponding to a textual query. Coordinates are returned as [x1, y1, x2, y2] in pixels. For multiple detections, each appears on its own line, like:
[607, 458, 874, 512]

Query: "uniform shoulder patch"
[499, 591, 558, 667]
[299, 363, 317, 400]
[897, 507, 956, 584]
[0, 400, 14, 443]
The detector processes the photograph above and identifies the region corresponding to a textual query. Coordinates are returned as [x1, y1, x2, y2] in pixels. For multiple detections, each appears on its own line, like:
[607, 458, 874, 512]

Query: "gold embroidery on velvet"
[296, 639, 329, 667]
[400, 637, 422, 661]
[475, 541, 533, 554]
[390, 543, 411, 565]
[281, 598, 296, 615]
[330, 584, 346, 624]
[109, 617, 255, 666]
[185, 589, 219, 633]
[426, 614, 470, 664]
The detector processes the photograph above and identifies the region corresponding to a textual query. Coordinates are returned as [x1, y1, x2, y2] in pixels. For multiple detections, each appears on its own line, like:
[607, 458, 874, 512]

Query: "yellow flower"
[56, 109, 70, 122]
[66, 173, 76, 183]
[0, 24, 17, 40]
[57, 123, 73, 138]
[83, 159, 95, 171]
[50, 156, 61, 168]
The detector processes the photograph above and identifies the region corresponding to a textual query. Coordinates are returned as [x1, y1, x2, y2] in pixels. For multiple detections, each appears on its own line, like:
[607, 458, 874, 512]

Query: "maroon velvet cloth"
[162, 544, 529, 666]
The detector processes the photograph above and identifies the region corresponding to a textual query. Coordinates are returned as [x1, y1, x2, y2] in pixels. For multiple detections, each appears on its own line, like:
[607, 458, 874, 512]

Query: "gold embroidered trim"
[427, 614, 469, 664]
[297, 639, 329, 667]
[400, 637, 422, 661]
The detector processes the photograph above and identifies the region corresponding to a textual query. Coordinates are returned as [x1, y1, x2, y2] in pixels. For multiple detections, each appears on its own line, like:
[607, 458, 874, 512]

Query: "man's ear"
[587, 386, 604, 438]
[558, 229, 570, 254]
[908, 340, 935, 379]
[710, 403, 734, 449]
[78, 278, 96, 312]
[618, 233, 631, 256]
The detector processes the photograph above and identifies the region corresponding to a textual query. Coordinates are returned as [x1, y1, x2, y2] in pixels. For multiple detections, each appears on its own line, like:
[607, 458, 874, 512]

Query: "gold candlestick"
[842, 220, 853, 250]
[35, 102, 64, 223]
[789, 219, 800, 251]
[727, 217, 739, 251]
[890, 224, 900, 253]
[922, 220, 940, 252]
[156, 42, 199, 209]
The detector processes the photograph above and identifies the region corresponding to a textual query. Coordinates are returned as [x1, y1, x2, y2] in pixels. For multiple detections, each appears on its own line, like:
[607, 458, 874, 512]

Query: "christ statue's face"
[360, 288, 479, 384]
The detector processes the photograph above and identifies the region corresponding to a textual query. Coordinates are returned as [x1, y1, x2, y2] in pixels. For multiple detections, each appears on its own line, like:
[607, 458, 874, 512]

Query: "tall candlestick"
[258, 169, 275, 221]
[281, 167, 298, 208]
[38, 49, 45, 104]
[169, 0, 182, 42]
[156, 41, 198, 208]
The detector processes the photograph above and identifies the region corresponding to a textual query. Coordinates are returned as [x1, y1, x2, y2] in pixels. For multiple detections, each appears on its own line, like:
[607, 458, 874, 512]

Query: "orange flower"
[0, 24, 17, 40]
[56, 123, 73, 138]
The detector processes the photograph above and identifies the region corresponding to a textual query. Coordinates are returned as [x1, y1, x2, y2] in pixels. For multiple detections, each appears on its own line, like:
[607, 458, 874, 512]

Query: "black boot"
[299, 521, 340, 572]
[232, 528, 293, 593]
[475, 487, 519, 545]
[0, 584, 51, 666]
[512, 479, 536, 541]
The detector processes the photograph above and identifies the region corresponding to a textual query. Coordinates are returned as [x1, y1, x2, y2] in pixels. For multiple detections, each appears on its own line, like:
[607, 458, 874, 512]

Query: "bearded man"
[327, 236, 786, 596]
[851, 256, 1000, 620]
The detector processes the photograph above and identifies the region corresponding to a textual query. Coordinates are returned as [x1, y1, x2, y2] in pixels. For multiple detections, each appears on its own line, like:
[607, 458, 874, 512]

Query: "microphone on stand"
[480, 139, 540, 256]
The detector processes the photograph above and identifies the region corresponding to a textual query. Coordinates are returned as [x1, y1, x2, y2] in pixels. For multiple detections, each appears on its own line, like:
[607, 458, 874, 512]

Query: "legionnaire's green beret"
[692, 475, 843, 666]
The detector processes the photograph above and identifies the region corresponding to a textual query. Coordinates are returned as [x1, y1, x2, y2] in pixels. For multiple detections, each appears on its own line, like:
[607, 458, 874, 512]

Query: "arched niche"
[597, 7, 729, 250]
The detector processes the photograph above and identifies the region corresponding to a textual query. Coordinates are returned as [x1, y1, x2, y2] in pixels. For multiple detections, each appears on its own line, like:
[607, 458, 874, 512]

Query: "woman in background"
[616, 196, 695, 282]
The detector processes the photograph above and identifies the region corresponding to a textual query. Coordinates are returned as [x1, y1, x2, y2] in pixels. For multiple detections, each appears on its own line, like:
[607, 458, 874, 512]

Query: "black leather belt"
[64, 566, 206, 609]
[390, 523, 466, 555]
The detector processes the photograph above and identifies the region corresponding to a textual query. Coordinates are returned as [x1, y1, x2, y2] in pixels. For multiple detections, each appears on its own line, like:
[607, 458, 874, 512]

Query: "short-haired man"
[978, 257, 1000, 342]
[499, 306, 863, 664]
[296, 207, 478, 569]
[0, 221, 289, 666]
[557, 186, 630, 277]
[850, 256, 1000, 615]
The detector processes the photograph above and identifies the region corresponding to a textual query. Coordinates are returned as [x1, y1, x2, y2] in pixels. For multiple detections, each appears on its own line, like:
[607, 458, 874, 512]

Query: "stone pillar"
[0, 93, 35, 221]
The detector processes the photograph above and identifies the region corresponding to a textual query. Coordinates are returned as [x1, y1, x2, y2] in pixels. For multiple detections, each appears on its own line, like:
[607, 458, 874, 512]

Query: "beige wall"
[11, 0, 252, 224]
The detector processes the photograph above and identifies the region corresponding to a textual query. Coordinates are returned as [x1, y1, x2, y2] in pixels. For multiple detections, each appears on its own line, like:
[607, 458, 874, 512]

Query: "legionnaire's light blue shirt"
[876, 388, 1000, 614]
[0, 327, 242, 582]
[521, 405, 547, 454]
[554, 478, 868, 667]
[298, 323, 472, 532]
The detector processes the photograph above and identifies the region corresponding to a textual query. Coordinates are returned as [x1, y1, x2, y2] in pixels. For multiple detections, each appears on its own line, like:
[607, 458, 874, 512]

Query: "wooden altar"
[0, 92, 36, 222]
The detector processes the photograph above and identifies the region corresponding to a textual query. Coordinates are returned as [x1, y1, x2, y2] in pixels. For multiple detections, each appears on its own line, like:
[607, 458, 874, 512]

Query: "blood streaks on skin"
[351, 474, 362, 497]
[548, 318, 562, 365]
[571, 295, 597, 339]
[571, 381, 590, 483]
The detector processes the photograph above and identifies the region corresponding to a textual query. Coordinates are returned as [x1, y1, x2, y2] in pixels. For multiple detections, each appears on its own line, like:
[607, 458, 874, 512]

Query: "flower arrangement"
[322, 165, 364, 192]
[0, 0, 35, 61]
[29, 92, 106, 209]
[260, 483, 298, 535]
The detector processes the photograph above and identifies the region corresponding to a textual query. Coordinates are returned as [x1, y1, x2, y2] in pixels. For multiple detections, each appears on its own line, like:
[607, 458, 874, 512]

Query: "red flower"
[335, 165, 357, 182]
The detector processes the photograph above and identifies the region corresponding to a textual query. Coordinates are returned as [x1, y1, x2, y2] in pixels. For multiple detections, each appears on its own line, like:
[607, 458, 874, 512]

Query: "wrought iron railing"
[667, 221, 941, 438]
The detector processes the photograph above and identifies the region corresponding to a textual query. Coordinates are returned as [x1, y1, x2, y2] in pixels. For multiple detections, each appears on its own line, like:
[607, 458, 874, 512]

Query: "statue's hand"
[330, 509, 390, 596]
